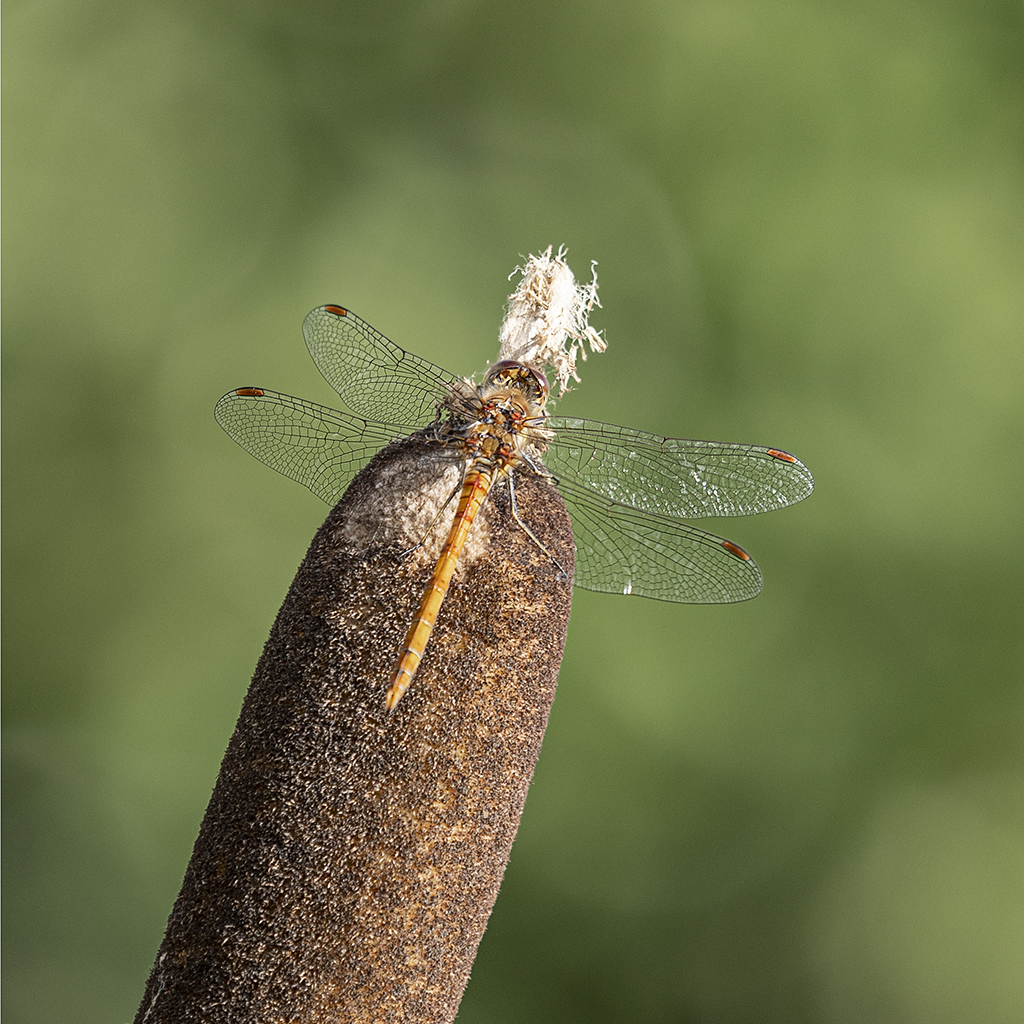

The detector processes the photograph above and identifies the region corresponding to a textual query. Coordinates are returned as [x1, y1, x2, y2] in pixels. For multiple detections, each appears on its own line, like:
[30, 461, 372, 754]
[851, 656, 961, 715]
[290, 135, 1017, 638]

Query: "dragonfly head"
[485, 361, 550, 410]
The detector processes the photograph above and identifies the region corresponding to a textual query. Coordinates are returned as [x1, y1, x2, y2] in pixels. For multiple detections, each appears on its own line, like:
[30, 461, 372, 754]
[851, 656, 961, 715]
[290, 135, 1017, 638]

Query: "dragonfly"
[215, 304, 814, 711]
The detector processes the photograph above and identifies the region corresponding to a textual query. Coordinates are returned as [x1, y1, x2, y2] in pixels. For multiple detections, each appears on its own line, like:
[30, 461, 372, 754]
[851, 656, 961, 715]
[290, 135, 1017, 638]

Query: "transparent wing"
[302, 305, 466, 427]
[214, 388, 409, 505]
[553, 477, 763, 603]
[219, 307, 812, 603]
[544, 417, 814, 519]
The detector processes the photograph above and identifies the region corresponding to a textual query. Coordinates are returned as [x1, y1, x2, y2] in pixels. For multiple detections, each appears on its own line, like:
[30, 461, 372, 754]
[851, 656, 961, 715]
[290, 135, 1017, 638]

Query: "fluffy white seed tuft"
[498, 245, 606, 396]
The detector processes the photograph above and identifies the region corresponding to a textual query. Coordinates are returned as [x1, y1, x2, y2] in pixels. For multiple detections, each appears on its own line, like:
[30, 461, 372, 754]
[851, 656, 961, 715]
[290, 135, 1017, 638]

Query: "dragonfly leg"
[519, 449, 553, 480]
[507, 471, 569, 581]
[400, 465, 466, 559]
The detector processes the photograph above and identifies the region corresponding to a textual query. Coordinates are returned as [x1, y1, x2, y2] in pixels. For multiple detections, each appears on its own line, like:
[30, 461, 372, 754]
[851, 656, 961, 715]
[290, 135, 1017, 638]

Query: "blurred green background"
[4, 0, 1022, 1021]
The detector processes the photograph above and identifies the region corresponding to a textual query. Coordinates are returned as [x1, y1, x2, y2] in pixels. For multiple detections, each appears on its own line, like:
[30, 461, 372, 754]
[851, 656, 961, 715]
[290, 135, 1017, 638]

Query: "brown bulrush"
[134, 437, 575, 1023]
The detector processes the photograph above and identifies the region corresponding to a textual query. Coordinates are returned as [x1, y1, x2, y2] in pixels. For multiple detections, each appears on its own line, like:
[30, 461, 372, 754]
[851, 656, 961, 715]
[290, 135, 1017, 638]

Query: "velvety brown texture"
[134, 437, 575, 1023]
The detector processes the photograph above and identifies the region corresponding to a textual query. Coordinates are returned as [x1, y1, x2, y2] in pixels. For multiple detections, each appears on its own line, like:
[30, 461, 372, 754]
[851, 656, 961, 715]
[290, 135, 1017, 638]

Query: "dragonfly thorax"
[460, 362, 549, 469]
[433, 360, 550, 470]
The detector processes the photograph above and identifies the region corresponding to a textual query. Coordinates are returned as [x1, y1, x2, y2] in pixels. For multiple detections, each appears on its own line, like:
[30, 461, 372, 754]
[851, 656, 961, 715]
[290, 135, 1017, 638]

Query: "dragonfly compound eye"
[486, 361, 550, 404]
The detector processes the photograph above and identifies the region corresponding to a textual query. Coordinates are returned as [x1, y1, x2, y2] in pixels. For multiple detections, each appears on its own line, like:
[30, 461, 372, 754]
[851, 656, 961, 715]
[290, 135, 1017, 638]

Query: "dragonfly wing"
[214, 388, 405, 505]
[553, 477, 763, 603]
[544, 418, 814, 519]
[303, 305, 467, 427]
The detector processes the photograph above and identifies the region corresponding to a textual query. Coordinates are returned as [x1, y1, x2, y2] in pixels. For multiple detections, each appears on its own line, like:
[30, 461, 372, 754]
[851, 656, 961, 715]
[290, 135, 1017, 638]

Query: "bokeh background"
[4, 1, 1022, 1021]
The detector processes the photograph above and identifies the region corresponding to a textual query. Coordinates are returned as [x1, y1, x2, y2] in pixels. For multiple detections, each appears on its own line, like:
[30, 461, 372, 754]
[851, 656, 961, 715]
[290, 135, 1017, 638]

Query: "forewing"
[545, 417, 814, 519]
[553, 477, 763, 603]
[302, 305, 466, 427]
[214, 388, 405, 505]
